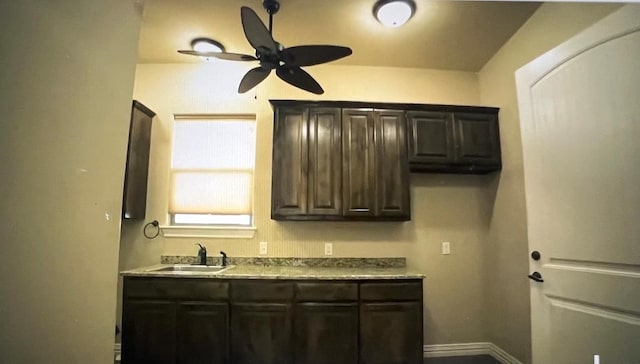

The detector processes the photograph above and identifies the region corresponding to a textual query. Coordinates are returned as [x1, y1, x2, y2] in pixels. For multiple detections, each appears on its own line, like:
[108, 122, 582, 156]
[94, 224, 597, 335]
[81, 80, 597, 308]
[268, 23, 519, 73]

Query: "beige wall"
[119, 63, 497, 344]
[478, 3, 621, 363]
[0, 1, 141, 363]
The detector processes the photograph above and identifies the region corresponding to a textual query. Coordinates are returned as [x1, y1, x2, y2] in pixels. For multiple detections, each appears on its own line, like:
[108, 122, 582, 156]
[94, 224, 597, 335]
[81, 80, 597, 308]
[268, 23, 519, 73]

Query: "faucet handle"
[197, 243, 207, 253]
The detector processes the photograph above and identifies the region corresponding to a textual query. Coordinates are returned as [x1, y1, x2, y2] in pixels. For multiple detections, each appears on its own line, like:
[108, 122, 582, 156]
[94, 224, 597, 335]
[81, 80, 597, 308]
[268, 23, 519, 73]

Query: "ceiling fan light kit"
[190, 38, 225, 53]
[374, 0, 416, 28]
[177, 0, 353, 95]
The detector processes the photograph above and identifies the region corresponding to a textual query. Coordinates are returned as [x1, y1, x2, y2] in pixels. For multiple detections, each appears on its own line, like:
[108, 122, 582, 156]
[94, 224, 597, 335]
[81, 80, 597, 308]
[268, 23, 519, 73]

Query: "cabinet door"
[122, 300, 176, 364]
[360, 302, 422, 364]
[374, 110, 410, 219]
[176, 302, 228, 364]
[342, 109, 376, 217]
[230, 303, 292, 364]
[308, 108, 342, 216]
[453, 112, 501, 167]
[294, 303, 358, 364]
[122, 101, 155, 220]
[406, 111, 454, 164]
[272, 107, 309, 218]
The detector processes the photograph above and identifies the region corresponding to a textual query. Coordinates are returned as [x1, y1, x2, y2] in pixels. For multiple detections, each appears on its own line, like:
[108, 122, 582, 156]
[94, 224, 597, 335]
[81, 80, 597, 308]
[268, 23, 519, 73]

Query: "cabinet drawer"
[124, 278, 228, 300]
[231, 281, 294, 301]
[295, 282, 358, 301]
[360, 281, 422, 301]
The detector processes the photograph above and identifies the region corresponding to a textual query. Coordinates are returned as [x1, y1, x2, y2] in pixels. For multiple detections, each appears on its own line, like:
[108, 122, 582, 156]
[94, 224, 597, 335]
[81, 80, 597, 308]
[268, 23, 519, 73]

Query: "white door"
[516, 5, 640, 364]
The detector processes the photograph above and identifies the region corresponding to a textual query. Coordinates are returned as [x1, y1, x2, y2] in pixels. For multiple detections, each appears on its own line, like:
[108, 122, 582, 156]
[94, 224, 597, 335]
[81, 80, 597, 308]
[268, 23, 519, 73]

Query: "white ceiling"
[137, 0, 541, 71]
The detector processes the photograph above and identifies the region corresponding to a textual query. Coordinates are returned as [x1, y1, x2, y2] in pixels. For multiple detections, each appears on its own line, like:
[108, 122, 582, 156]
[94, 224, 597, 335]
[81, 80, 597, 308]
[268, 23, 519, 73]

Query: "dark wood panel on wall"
[122, 100, 155, 220]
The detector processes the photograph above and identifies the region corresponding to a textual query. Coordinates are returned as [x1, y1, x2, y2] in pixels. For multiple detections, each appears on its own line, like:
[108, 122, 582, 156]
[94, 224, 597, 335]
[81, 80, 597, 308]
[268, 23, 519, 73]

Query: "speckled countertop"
[121, 257, 424, 280]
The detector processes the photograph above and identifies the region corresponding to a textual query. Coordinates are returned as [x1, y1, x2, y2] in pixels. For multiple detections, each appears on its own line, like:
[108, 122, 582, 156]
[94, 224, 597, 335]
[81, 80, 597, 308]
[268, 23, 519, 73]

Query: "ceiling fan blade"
[238, 67, 270, 93]
[280, 45, 352, 67]
[178, 50, 257, 62]
[276, 66, 324, 95]
[241, 6, 277, 54]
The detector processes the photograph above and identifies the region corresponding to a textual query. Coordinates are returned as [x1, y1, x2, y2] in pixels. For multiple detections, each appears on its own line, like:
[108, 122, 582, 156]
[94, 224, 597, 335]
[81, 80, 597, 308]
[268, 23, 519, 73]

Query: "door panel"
[342, 109, 376, 217]
[294, 303, 358, 364]
[176, 302, 228, 364]
[453, 112, 500, 166]
[230, 303, 292, 364]
[122, 300, 176, 364]
[272, 107, 309, 217]
[374, 110, 410, 218]
[516, 5, 640, 363]
[360, 302, 422, 364]
[308, 108, 342, 216]
[406, 111, 454, 164]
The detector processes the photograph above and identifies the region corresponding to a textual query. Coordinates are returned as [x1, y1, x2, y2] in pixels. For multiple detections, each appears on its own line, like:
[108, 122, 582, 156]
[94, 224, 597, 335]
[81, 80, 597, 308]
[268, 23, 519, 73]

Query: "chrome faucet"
[196, 244, 207, 265]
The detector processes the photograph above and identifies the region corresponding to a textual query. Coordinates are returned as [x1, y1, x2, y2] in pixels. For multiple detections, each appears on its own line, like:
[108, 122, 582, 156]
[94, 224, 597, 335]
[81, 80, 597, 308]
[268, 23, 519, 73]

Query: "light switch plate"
[259, 241, 268, 255]
[442, 242, 451, 255]
[324, 242, 333, 256]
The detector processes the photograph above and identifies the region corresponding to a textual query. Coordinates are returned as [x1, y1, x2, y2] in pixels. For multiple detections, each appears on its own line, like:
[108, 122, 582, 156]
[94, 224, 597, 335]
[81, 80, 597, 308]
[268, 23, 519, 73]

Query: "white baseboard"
[114, 343, 121, 362]
[115, 340, 521, 364]
[424, 342, 523, 364]
[487, 342, 523, 364]
[424, 342, 492, 357]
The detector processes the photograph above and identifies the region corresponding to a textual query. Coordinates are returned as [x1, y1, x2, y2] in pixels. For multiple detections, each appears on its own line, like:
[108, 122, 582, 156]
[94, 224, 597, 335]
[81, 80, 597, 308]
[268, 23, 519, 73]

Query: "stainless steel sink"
[146, 264, 233, 273]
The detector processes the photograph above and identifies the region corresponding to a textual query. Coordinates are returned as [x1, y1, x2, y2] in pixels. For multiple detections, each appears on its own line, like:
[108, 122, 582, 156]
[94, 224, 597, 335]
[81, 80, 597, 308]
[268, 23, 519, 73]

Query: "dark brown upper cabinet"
[271, 107, 310, 218]
[122, 100, 155, 219]
[271, 106, 343, 220]
[271, 101, 410, 221]
[342, 109, 410, 220]
[407, 107, 501, 173]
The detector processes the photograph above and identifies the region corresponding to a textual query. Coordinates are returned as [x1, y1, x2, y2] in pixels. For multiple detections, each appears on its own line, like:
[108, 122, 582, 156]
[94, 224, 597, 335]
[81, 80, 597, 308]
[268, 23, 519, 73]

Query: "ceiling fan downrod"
[263, 0, 280, 34]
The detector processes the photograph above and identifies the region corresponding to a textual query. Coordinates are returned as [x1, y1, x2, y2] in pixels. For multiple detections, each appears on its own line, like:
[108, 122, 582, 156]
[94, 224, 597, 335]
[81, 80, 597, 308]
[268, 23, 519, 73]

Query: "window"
[169, 115, 256, 227]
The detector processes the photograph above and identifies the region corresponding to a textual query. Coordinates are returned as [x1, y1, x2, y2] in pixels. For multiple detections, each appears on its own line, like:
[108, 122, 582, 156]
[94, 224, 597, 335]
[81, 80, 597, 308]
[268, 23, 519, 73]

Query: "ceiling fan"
[178, 0, 352, 95]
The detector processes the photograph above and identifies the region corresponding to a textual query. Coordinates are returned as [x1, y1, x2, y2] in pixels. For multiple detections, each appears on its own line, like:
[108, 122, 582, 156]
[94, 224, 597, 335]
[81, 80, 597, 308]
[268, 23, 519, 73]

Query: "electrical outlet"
[259, 241, 268, 255]
[442, 242, 451, 255]
[324, 242, 333, 256]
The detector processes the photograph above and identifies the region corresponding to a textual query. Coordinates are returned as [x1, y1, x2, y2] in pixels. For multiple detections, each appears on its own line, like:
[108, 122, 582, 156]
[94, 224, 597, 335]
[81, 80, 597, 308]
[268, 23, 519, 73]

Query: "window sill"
[159, 225, 256, 239]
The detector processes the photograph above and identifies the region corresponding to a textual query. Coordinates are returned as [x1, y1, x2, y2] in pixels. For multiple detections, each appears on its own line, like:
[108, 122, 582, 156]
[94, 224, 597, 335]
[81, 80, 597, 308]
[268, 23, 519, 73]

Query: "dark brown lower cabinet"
[230, 303, 292, 364]
[294, 303, 359, 364]
[122, 300, 176, 364]
[122, 278, 423, 364]
[122, 300, 228, 364]
[360, 302, 423, 364]
[176, 302, 228, 364]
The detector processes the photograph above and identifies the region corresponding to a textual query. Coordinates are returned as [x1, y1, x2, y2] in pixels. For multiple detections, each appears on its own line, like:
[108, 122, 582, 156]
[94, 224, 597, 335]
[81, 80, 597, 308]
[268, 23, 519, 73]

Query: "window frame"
[160, 114, 257, 239]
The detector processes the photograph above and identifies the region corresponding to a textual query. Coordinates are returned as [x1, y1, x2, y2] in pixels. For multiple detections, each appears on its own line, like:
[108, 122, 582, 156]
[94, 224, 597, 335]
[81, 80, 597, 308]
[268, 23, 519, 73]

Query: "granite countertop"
[121, 257, 424, 280]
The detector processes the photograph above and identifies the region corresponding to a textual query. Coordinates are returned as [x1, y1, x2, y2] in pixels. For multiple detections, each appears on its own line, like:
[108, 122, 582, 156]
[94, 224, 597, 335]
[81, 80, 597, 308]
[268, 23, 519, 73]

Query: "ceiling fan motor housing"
[263, 0, 280, 14]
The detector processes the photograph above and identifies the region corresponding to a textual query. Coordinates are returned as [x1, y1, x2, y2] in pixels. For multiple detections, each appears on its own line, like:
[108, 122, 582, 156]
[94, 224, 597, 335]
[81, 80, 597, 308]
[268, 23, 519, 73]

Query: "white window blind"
[170, 116, 256, 226]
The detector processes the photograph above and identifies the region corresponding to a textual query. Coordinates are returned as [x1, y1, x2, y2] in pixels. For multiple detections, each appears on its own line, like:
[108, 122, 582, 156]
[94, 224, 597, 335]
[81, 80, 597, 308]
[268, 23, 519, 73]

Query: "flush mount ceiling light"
[190, 38, 225, 53]
[374, 0, 415, 28]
